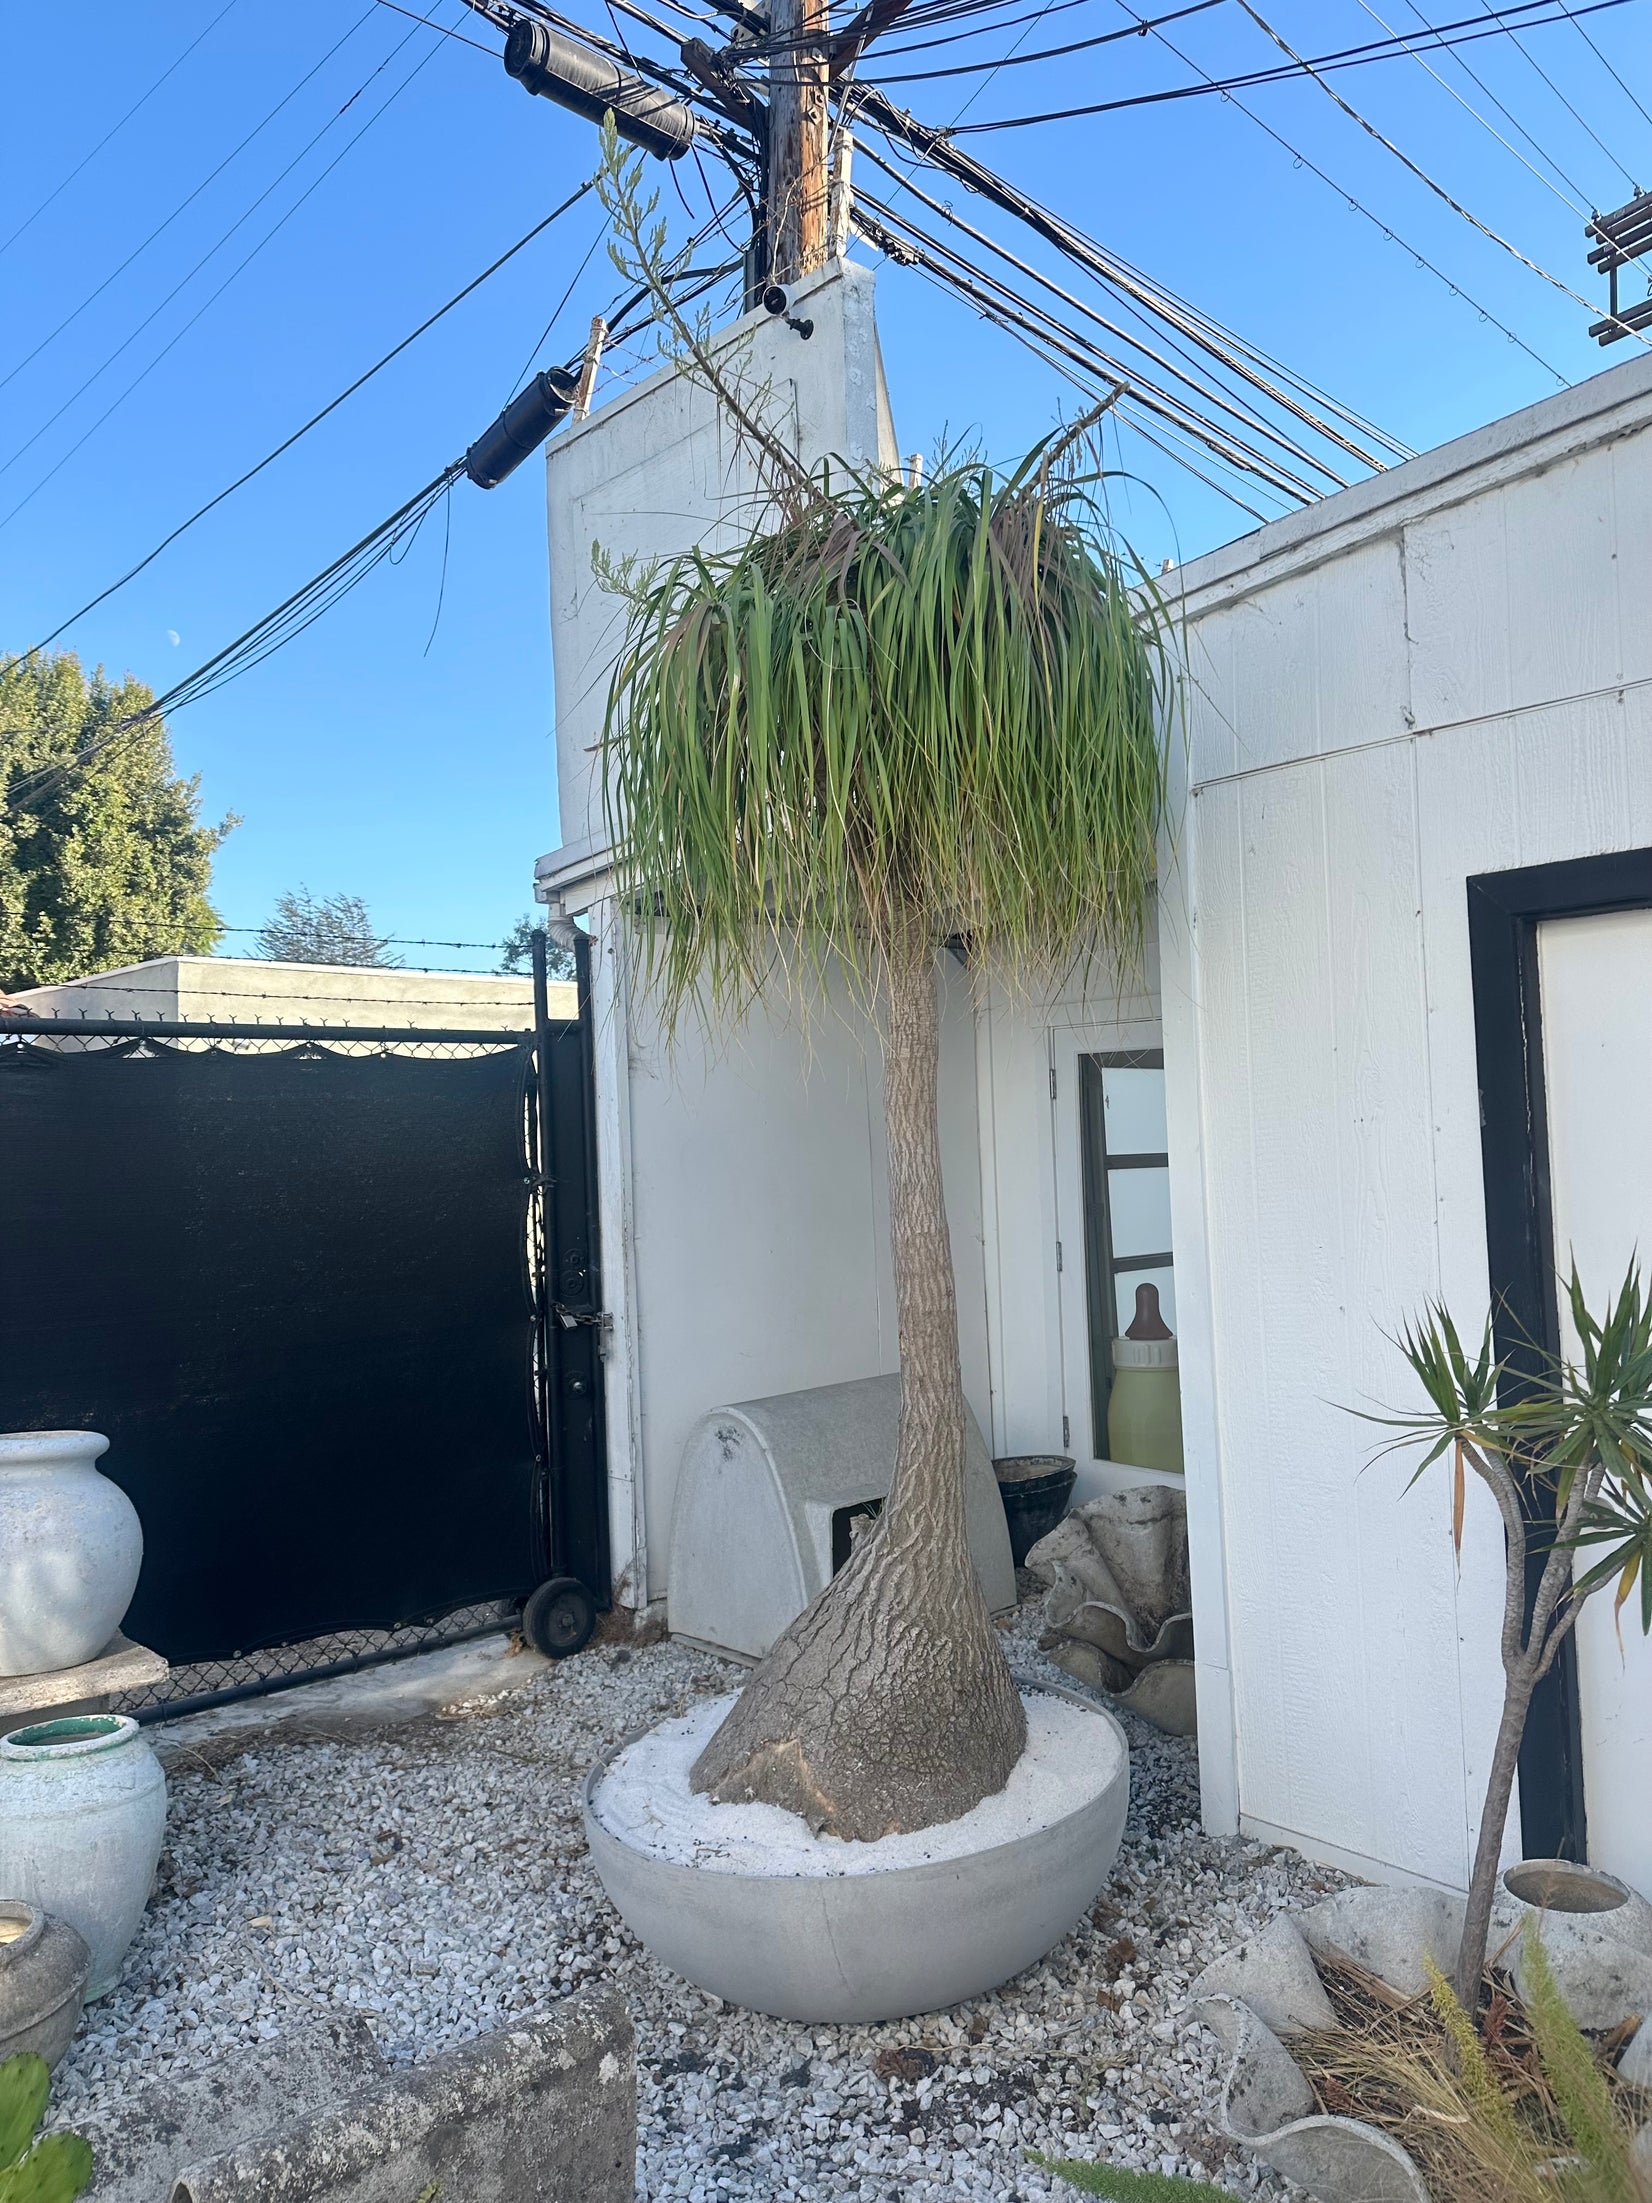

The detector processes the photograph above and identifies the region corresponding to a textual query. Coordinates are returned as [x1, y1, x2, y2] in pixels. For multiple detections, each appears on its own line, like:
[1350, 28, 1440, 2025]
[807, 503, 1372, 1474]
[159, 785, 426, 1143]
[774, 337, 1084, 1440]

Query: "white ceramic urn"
[0, 1431, 143, 1677]
[0, 1715, 167, 1999]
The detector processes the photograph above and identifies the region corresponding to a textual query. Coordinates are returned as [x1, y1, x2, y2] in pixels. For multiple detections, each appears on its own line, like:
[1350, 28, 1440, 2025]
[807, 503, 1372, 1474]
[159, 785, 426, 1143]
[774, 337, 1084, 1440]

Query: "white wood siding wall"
[1163, 355, 1652, 1888]
[605, 945, 991, 1606]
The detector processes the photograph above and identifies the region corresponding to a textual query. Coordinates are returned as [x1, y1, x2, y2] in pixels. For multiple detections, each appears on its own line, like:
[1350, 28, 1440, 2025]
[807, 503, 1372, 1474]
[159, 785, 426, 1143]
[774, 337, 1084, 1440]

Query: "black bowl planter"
[994, 1455, 1077, 1567]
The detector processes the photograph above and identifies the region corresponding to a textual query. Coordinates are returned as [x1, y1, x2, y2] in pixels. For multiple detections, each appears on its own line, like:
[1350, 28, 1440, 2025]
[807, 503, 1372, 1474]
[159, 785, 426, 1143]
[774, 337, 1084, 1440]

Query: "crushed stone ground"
[53, 1608, 1349, 2199]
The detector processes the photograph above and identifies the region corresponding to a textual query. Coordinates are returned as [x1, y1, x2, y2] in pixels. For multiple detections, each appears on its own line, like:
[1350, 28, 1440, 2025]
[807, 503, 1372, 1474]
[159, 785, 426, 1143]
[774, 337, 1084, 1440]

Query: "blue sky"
[2, 0, 1646, 962]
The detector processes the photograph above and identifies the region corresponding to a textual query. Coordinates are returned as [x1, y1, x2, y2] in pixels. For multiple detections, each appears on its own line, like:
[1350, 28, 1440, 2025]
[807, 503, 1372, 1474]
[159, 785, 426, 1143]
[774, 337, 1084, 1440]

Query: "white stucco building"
[534, 258, 1652, 1905]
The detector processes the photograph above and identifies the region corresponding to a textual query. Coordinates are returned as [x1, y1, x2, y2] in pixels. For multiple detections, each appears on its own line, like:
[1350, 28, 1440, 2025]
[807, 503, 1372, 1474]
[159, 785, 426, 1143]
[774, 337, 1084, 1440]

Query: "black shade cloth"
[0, 1041, 542, 1664]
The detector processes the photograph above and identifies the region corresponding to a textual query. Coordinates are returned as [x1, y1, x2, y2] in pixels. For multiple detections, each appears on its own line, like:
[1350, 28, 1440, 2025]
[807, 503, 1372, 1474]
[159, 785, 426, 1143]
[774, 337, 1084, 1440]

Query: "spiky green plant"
[1363, 1262, 1652, 2000]
[600, 269, 1174, 1835]
[0, 2057, 91, 2203]
[604, 448, 1168, 1030]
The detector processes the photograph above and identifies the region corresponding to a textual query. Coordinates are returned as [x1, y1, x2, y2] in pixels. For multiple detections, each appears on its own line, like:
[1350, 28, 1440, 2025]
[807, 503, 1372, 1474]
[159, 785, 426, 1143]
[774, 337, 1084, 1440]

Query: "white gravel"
[53, 1606, 1350, 2200]
[595, 1685, 1125, 1874]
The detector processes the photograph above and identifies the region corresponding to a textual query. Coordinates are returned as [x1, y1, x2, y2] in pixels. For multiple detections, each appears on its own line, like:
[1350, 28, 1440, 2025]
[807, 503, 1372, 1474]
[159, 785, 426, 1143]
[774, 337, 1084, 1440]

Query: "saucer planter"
[0, 1899, 92, 2069]
[0, 1716, 167, 1999]
[992, 1455, 1076, 1568]
[585, 1681, 1129, 2023]
[1192, 1874, 1652, 2203]
[0, 1432, 143, 1678]
[1026, 1483, 1196, 1735]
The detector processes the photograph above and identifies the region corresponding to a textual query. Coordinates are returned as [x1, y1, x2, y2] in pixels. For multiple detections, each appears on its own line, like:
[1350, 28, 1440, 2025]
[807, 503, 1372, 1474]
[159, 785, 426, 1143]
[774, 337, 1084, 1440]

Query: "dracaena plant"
[1368, 1262, 1652, 2004]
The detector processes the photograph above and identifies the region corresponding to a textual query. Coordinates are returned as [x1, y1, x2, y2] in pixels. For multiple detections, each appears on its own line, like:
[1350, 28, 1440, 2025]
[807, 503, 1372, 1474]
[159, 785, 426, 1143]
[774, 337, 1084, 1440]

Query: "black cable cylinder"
[464, 368, 581, 489]
[503, 18, 698, 160]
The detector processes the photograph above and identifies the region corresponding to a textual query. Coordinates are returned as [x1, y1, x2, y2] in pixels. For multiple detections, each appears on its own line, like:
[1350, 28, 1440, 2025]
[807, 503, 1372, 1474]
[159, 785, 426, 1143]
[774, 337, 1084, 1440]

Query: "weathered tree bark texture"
[690, 917, 1027, 1839]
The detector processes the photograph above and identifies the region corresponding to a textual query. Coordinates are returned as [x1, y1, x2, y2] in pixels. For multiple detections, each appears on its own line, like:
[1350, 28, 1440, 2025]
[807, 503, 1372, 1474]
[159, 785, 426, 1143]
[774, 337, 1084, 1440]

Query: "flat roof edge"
[1167, 349, 1652, 615]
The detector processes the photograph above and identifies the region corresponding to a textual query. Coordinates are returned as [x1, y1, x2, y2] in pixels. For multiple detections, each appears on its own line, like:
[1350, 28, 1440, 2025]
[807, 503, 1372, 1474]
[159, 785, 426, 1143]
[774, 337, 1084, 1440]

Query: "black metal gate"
[0, 944, 608, 1716]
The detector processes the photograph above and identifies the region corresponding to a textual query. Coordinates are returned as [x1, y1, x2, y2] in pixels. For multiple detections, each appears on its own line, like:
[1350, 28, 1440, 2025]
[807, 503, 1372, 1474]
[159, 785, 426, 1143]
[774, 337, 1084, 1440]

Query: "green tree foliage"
[0, 652, 230, 994]
[255, 888, 400, 967]
[497, 916, 575, 981]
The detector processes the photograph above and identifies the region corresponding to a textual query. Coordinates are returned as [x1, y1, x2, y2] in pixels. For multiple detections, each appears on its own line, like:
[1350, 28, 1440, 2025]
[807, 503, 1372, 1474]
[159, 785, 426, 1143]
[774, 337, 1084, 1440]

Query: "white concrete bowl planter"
[0, 1714, 167, 1999]
[584, 1679, 1129, 2024]
[0, 1430, 143, 1677]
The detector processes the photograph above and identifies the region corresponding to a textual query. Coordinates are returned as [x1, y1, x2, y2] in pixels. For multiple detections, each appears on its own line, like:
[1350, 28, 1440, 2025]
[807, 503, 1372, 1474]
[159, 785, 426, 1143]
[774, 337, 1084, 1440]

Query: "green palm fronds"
[600, 439, 1174, 1029]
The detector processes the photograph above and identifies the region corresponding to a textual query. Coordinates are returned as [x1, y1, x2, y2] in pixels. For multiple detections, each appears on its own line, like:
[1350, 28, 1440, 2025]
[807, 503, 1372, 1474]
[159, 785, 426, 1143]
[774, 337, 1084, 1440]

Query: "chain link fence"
[112, 1602, 522, 1724]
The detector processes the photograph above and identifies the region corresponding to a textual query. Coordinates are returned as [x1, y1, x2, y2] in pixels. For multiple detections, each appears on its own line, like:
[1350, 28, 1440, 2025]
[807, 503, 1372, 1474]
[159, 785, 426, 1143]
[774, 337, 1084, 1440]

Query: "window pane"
[1106, 1164, 1171, 1259]
[1101, 1065, 1167, 1155]
[1115, 1263, 1176, 1336]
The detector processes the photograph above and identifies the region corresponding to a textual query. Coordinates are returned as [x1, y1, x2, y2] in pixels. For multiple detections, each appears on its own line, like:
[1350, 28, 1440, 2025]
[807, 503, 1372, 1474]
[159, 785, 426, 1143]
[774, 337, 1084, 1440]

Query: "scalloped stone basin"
[584, 1682, 1129, 2023]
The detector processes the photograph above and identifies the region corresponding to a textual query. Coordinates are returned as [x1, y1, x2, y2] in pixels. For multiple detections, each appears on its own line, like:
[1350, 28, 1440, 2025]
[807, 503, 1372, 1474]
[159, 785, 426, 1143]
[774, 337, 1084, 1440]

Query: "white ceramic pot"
[0, 1430, 143, 1677]
[0, 1714, 167, 1999]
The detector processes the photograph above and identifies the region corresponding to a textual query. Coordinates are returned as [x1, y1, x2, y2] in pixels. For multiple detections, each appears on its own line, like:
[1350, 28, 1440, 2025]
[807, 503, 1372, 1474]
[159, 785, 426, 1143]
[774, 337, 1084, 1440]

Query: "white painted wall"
[537, 257, 896, 889]
[614, 944, 991, 1601]
[1162, 349, 1652, 1887]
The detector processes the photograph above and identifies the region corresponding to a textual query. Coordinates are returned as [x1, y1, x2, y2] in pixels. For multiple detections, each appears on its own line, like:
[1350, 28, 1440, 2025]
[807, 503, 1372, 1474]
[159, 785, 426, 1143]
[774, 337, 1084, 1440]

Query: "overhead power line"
[1233, 0, 1652, 342]
[855, 140, 1360, 488]
[1096, 0, 1570, 380]
[13, 249, 744, 792]
[0, 0, 242, 262]
[1345, 0, 1589, 216]
[0, 10, 454, 528]
[848, 82, 1413, 463]
[856, 190, 1319, 501]
[26, 176, 600, 656]
[869, 0, 1640, 95]
[9, 464, 466, 810]
[1443, 0, 1639, 193]
[1555, 0, 1652, 132]
[0, 6, 379, 397]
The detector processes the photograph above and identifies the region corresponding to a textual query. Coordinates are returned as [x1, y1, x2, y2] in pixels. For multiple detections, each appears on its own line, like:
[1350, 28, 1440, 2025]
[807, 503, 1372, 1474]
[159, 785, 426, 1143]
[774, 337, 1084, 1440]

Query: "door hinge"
[1049, 1064, 1057, 1101]
[1062, 1413, 1071, 1448]
[1055, 1238, 1064, 1273]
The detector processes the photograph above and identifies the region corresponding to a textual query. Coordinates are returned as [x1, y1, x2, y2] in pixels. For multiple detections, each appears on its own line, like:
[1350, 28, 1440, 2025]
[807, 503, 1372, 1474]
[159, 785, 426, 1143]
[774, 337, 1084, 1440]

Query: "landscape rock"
[169, 1993, 633, 2203]
[75, 2016, 384, 2203]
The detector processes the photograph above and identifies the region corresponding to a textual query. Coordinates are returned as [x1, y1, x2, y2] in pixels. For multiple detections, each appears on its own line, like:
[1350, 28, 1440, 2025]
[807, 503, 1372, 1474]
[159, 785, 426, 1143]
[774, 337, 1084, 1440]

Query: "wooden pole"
[767, 0, 828, 282]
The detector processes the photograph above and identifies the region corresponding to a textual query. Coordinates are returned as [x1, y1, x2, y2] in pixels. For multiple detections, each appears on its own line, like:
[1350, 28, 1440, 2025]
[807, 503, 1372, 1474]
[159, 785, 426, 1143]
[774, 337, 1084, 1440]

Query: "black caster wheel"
[522, 1575, 598, 1659]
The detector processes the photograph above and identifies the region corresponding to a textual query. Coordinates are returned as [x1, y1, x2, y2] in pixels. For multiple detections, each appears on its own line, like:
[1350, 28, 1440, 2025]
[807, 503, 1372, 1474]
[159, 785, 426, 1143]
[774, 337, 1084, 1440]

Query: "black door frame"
[1467, 842, 1652, 1862]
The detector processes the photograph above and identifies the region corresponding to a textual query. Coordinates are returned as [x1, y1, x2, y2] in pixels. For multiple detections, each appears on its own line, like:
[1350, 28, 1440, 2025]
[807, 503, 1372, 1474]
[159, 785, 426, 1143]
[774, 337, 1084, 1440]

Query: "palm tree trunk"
[690, 912, 1027, 1840]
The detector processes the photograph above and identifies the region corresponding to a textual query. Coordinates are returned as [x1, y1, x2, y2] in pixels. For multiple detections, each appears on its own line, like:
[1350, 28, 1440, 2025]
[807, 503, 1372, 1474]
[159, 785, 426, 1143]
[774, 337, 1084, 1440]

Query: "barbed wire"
[213, 928, 521, 949]
[3, 979, 551, 1010]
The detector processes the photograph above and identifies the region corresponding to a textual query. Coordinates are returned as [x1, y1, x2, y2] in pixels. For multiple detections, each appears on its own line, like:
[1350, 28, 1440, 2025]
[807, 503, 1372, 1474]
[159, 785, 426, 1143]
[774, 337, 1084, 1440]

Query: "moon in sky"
[166, 629, 180, 646]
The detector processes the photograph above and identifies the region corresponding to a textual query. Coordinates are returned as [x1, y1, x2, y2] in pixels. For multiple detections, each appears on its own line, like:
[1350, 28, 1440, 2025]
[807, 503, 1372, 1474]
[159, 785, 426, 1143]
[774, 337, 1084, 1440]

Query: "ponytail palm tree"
[602, 438, 1174, 1840]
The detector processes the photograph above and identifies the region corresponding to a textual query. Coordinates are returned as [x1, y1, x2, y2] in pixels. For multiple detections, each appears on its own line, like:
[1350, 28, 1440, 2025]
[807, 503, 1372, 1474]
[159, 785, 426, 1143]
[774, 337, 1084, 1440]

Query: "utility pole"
[767, 0, 828, 281]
